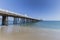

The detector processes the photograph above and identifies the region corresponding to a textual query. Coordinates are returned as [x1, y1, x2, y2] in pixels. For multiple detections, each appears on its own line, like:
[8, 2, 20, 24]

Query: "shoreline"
[0, 25, 60, 33]
[0, 25, 60, 40]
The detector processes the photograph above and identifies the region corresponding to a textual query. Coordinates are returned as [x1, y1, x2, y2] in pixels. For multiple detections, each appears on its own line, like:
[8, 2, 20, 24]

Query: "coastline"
[0, 25, 60, 40]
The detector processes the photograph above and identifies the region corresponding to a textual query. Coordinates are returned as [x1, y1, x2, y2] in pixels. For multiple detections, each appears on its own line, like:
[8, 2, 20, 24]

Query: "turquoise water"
[0, 21, 60, 29]
[32, 21, 60, 29]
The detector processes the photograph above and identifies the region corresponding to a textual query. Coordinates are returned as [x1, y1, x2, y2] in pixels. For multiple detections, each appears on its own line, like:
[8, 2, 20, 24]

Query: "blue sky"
[0, 0, 60, 20]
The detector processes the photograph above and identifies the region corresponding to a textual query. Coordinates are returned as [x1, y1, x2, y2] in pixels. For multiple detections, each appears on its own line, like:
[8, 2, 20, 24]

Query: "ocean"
[0, 21, 60, 29]
[30, 21, 60, 29]
[1, 21, 60, 40]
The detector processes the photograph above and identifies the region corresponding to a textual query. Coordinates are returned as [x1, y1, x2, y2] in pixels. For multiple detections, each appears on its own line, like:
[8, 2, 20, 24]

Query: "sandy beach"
[0, 25, 60, 40]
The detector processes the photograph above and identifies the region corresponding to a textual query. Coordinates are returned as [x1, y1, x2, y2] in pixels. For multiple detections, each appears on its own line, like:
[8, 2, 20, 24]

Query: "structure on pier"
[0, 9, 40, 25]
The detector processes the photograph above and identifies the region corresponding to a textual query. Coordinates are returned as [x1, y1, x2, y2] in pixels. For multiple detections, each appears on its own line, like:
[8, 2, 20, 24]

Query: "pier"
[0, 9, 40, 25]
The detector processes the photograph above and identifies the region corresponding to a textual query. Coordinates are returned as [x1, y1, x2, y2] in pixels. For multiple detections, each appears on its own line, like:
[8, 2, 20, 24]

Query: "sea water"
[1, 21, 60, 40]
[0, 21, 60, 29]
[32, 21, 60, 29]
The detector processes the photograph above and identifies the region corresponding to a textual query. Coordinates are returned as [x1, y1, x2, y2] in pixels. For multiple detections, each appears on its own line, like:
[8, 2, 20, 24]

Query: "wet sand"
[0, 25, 60, 40]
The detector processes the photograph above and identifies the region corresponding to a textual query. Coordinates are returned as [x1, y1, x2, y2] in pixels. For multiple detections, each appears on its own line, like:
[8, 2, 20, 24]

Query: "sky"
[0, 0, 60, 20]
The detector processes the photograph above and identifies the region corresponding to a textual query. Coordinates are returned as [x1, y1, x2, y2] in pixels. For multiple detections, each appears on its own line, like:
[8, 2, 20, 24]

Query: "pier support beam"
[31, 19, 36, 22]
[13, 17, 17, 24]
[2, 16, 8, 25]
[20, 18, 35, 23]
[20, 18, 26, 24]
[26, 19, 31, 23]
[13, 17, 19, 24]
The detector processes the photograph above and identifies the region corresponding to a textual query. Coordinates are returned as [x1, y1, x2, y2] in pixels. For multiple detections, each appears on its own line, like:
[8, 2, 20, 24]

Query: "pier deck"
[0, 9, 40, 25]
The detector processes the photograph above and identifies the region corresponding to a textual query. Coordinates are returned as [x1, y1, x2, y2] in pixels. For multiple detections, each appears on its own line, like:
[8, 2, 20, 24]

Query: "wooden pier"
[0, 9, 40, 25]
